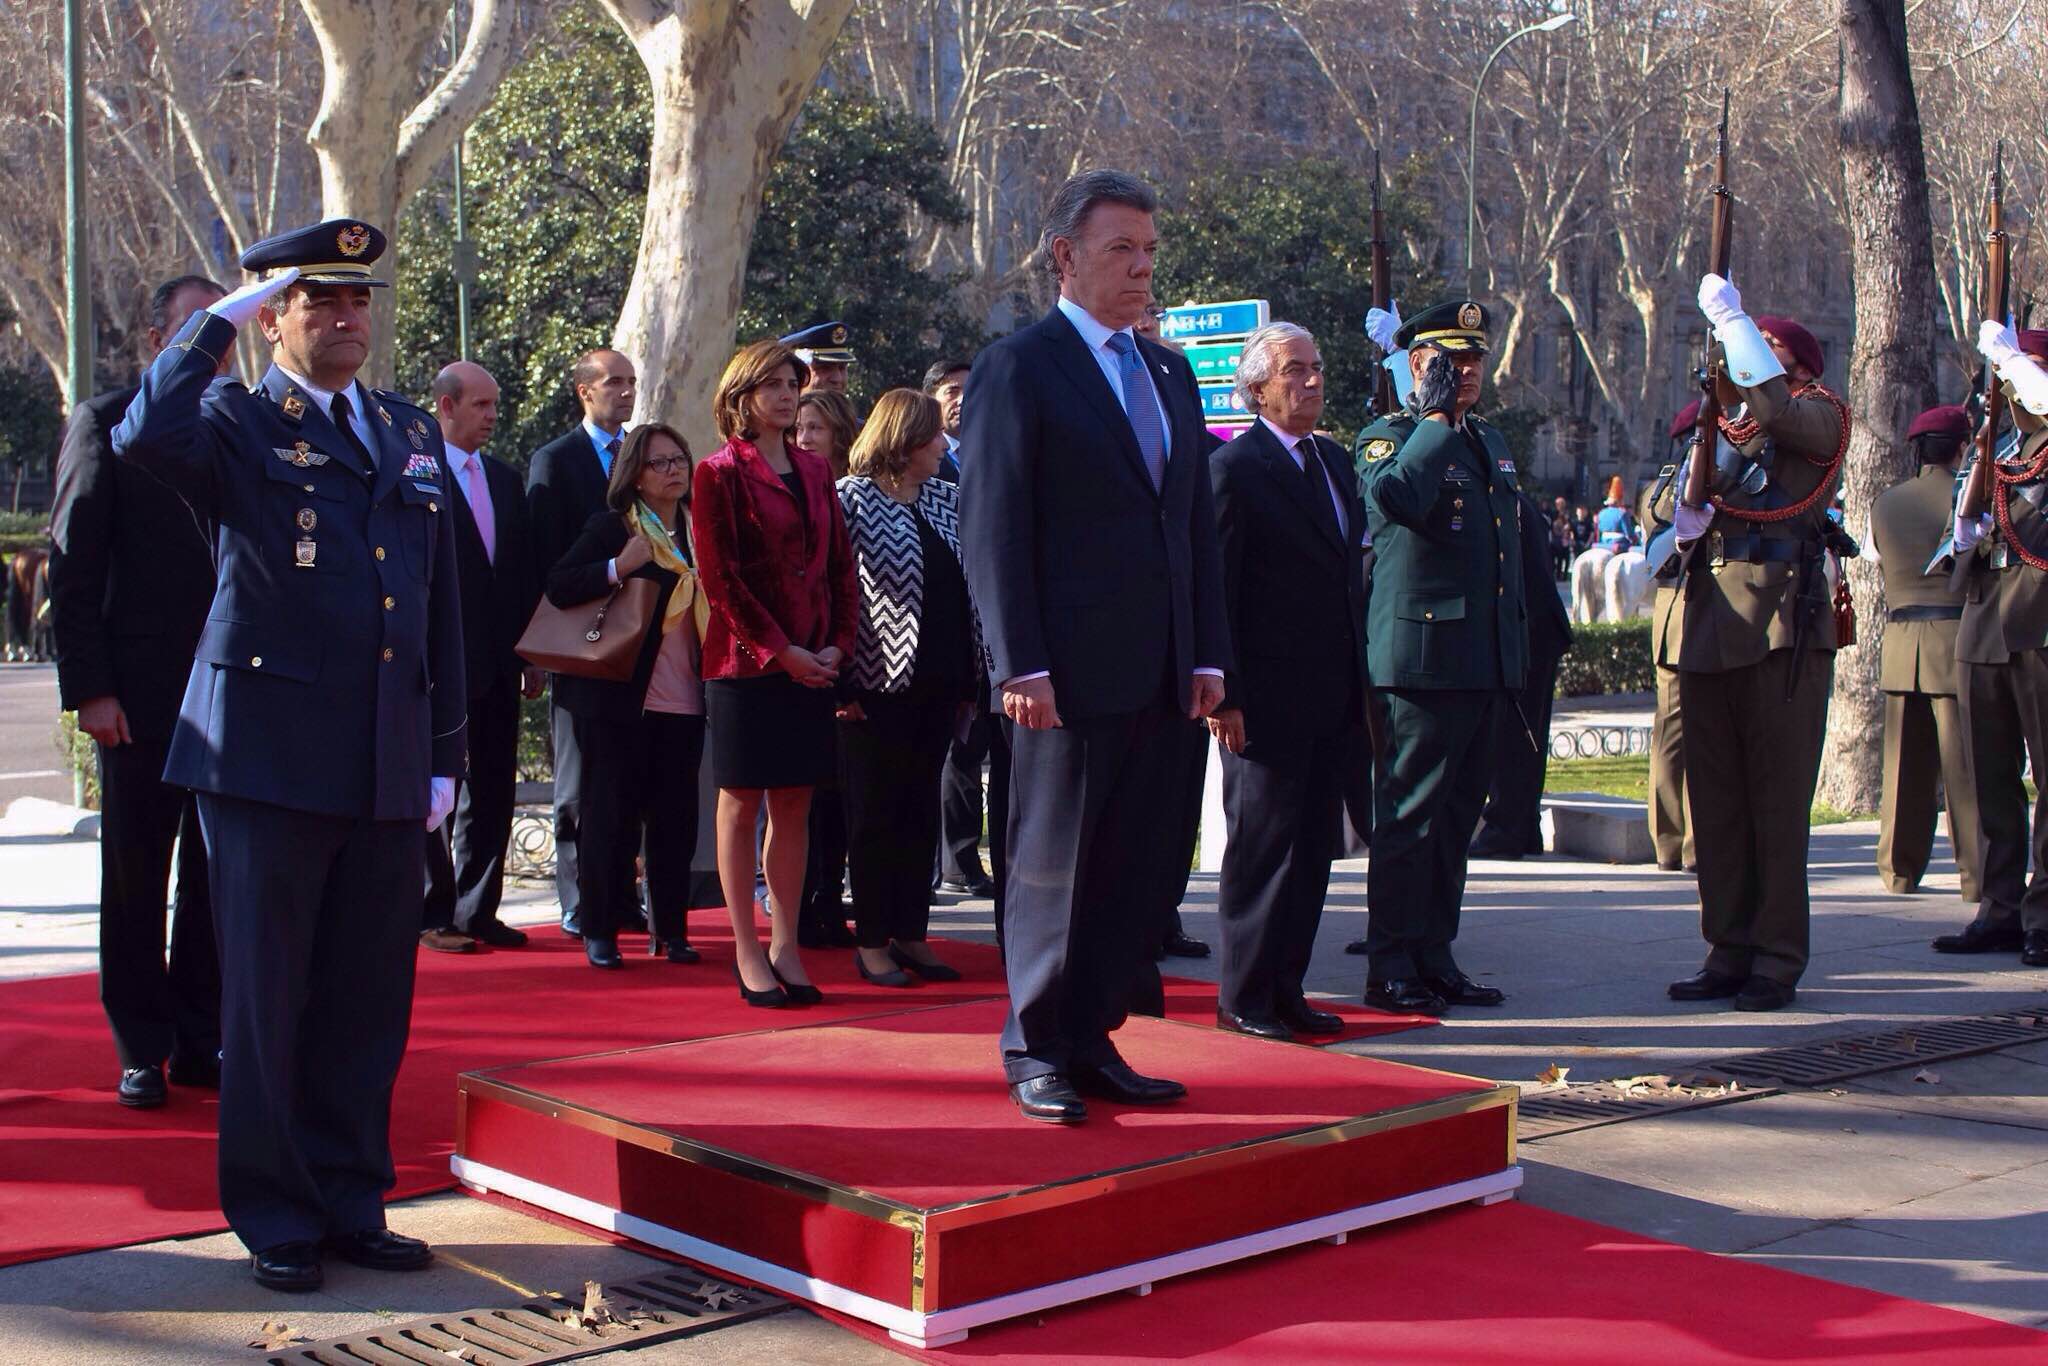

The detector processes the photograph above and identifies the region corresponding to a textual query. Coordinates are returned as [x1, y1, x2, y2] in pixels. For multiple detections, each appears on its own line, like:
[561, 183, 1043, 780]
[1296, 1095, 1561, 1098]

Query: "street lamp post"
[1465, 11, 1577, 295]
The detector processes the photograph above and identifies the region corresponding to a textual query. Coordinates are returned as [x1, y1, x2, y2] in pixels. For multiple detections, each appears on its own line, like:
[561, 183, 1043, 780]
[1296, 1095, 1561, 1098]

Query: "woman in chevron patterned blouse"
[835, 390, 977, 987]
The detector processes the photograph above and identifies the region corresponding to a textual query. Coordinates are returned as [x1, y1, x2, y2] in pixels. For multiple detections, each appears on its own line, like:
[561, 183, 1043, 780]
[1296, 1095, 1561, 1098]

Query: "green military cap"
[1395, 299, 1490, 354]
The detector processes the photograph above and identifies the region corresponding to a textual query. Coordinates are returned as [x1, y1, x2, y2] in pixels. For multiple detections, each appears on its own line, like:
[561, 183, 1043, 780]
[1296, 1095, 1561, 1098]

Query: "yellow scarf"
[631, 500, 710, 640]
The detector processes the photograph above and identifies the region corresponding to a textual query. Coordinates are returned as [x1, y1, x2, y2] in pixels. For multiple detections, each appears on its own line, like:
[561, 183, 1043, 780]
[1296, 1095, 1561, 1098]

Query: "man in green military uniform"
[1871, 404, 1978, 901]
[1658, 276, 1849, 1012]
[1357, 300, 1526, 1016]
[1937, 325, 2048, 966]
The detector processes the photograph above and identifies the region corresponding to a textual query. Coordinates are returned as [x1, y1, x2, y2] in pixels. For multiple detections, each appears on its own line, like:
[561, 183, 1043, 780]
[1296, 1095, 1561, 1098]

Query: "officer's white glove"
[1696, 273, 1746, 329]
[1673, 502, 1714, 546]
[1365, 302, 1403, 353]
[1954, 512, 1992, 552]
[426, 776, 456, 832]
[207, 268, 300, 328]
[1980, 320, 2048, 417]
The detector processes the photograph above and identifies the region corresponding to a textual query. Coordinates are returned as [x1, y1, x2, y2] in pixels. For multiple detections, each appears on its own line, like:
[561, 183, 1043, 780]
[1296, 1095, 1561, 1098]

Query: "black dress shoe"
[2022, 930, 2048, 967]
[1424, 972, 1506, 1007]
[252, 1240, 323, 1292]
[1011, 1074, 1088, 1123]
[889, 944, 962, 982]
[324, 1228, 432, 1271]
[470, 920, 529, 948]
[1343, 939, 1369, 956]
[1364, 979, 1447, 1016]
[1070, 1061, 1187, 1105]
[733, 964, 787, 1008]
[858, 954, 915, 987]
[1734, 975, 1797, 1012]
[584, 937, 624, 969]
[1278, 1000, 1346, 1035]
[938, 875, 997, 897]
[1467, 836, 1524, 860]
[770, 963, 823, 1006]
[117, 1065, 166, 1109]
[167, 1053, 222, 1089]
[664, 941, 701, 965]
[1667, 968, 1746, 1001]
[1161, 932, 1210, 959]
[1216, 1009, 1293, 1041]
[1931, 922, 2024, 954]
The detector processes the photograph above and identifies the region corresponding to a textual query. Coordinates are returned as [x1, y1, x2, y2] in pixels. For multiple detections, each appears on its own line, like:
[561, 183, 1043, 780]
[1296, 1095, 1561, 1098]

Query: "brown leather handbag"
[515, 578, 659, 681]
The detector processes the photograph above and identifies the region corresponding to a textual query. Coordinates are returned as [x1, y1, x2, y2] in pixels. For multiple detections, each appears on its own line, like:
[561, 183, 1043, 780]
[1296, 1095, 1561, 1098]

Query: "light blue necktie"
[1105, 332, 1166, 490]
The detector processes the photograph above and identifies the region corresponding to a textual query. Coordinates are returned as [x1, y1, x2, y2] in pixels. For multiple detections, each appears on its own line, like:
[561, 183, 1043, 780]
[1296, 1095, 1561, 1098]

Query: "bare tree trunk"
[599, 0, 857, 456]
[1823, 0, 1938, 813]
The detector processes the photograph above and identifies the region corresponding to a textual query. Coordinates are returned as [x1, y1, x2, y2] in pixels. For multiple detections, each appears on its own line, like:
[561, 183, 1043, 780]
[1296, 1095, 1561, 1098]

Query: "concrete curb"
[1, 795, 100, 840]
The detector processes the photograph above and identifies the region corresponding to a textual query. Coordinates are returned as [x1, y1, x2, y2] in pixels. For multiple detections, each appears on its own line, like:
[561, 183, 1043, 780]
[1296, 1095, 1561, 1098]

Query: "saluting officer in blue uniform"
[113, 219, 466, 1292]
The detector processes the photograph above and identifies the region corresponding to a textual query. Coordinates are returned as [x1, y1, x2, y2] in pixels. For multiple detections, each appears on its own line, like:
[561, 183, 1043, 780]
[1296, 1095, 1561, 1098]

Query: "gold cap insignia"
[1457, 302, 1483, 330]
[337, 224, 371, 258]
[1364, 438, 1397, 463]
[830, 325, 848, 344]
[281, 394, 306, 420]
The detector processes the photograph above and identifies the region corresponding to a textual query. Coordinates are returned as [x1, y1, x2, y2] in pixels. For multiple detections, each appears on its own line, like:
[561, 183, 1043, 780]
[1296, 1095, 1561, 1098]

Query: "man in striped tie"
[960, 169, 1232, 1124]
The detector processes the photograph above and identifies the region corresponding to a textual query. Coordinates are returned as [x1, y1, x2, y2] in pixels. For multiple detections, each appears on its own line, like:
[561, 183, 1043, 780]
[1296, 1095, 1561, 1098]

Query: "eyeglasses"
[645, 455, 688, 472]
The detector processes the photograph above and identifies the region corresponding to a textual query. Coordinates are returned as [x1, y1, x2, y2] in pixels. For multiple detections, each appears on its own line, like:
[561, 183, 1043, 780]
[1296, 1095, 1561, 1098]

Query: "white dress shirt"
[276, 365, 378, 465]
[444, 441, 495, 564]
[1259, 416, 1349, 540]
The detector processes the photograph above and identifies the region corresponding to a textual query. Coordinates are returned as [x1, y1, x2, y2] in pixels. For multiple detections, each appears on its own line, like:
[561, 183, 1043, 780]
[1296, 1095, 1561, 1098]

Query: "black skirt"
[705, 674, 836, 789]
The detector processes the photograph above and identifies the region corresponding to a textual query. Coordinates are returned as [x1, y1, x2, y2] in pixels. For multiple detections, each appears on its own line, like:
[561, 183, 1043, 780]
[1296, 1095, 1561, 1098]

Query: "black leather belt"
[1889, 604, 1963, 622]
[1708, 533, 1809, 564]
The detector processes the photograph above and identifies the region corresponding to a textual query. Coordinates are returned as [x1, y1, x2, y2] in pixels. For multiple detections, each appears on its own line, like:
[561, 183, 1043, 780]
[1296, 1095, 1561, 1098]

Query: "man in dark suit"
[49, 273, 226, 1109]
[422, 362, 544, 951]
[1470, 487, 1574, 858]
[526, 349, 636, 938]
[960, 169, 1231, 1124]
[114, 220, 465, 1290]
[1206, 322, 1366, 1040]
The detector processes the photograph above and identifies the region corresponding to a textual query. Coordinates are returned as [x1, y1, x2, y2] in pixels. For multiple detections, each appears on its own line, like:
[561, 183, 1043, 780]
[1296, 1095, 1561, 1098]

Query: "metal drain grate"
[265, 1270, 783, 1364]
[1714, 1003, 2048, 1088]
[1518, 1078, 1776, 1140]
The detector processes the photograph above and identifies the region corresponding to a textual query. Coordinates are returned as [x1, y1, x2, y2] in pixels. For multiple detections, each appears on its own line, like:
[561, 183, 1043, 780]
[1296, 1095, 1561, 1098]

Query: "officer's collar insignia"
[280, 393, 306, 420]
[378, 405, 394, 425]
[337, 224, 371, 258]
[1363, 438, 1396, 463]
[407, 417, 429, 450]
[1660, 464, 1677, 477]
[1458, 302, 1483, 330]
[274, 444, 330, 467]
[402, 451, 441, 482]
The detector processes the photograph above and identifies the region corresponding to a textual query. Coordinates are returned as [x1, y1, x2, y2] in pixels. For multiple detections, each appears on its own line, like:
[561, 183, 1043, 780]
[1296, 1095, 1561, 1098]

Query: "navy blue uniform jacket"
[113, 311, 467, 821]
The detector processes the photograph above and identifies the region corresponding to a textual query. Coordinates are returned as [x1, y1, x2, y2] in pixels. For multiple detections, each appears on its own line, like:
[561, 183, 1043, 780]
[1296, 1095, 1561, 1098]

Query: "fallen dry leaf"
[247, 1320, 307, 1350]
[1897, 1033, 1919, 1053]
[1913, 1068, 1942, 1085]
[580, 1279, 617, 1330]
[693, 1282, 745, 1310]
[1535, 1063, 1570, 1086]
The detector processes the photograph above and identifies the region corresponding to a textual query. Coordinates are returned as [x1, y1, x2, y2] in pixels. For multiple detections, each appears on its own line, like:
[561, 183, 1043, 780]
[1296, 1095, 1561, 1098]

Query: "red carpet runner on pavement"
[0, 925, 1429, 1268]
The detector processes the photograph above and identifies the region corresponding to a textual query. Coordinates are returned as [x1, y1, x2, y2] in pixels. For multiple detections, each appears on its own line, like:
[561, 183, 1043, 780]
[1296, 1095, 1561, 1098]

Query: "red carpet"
[480, 1191, 2048, 1363]
[0, 923, 1429, 1268]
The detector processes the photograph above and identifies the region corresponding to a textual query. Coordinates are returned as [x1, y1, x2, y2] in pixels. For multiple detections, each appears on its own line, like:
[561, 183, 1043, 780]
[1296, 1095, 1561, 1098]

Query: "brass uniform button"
[250, 656, 263, 668]
[383, 596, 395, 610]
[428, 501, 437, 513]
[382, 647, 394, 662]
[1423, 610, 1435, 621]
[374, 546, 386, 560]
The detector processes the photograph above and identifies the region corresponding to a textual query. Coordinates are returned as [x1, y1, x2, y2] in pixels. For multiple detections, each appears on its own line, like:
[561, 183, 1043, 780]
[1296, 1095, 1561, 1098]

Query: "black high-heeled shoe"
[857, 953, 915, 988]
[733, 963, 787, 1008]
[769, 962, 824, 1006]
[889, 943, 961, 983]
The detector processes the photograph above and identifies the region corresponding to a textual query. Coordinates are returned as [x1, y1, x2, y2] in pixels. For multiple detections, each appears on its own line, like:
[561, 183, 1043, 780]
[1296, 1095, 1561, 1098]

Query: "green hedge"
[1555, 620, 1654, 698]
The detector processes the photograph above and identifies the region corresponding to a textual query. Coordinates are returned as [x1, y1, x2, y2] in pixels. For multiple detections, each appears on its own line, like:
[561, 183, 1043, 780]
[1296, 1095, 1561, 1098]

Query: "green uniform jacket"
[1360, 411, 1527, 691]
[1872, 464, 1966, 695]
[1653, 376, 1846, 673]
[1955, 425, 2048, 664]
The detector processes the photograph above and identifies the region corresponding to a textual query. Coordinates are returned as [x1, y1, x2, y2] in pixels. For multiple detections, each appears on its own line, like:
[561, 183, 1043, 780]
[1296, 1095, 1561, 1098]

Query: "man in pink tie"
[422, 361, 545, 951]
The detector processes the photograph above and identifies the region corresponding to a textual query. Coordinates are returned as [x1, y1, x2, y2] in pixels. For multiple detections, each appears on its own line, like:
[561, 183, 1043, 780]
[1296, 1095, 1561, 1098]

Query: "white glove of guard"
[1673, 502, 1714, 546]
[1980, 319, 2048, 417]
[207, 268, 300, 328]
[1697, 273, 1747, 329]
[1954, 512, 1991, 553]
[1979, 320, 2023, 370]
[426, 776, 456, 833]
[1365, 302, 1403, 353]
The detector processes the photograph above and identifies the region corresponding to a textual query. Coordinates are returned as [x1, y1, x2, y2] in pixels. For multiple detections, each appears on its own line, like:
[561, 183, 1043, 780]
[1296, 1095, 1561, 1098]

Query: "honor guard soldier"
[782, 320, 856, 395]
[113, 219, 466, 1291]
[1356, 299, 1526, 1016]
[1872, 405, 1979, 901]
[1657, 276, 1850, 1012]
[1645, 404, 1697, 871]
[1937, 325, 2048, 965]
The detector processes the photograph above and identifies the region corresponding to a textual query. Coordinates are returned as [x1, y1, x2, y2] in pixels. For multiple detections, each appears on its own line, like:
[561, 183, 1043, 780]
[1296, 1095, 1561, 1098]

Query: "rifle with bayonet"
[1370, 150, 1394, 415]
[1959, 140, 2011, 523]
[1683, 88, 1735, 514]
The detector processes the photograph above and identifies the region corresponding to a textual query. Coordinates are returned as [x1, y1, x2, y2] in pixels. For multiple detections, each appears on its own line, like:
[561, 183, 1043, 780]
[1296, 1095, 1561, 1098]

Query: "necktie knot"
[1105, 331, 1135, 357]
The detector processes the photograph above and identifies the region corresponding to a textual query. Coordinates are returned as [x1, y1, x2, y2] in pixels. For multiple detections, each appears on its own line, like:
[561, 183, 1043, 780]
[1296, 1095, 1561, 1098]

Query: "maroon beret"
[1906, 404, 1969, 442]
[1755, 316, 1825, 380]
[2020, 329, 2048, 362]
[1668, 399, 1701, 440]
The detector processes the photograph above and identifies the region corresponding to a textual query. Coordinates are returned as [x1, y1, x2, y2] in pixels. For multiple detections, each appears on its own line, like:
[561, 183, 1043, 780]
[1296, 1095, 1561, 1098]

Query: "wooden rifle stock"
[1683, 88, 1734, 512]
[1370, 150, 1394, 415]
[1959, 141, 2009, 522]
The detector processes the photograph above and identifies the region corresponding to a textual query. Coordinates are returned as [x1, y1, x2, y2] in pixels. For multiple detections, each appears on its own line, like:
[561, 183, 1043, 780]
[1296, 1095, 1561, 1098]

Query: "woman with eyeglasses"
[546, 423, 712, 971]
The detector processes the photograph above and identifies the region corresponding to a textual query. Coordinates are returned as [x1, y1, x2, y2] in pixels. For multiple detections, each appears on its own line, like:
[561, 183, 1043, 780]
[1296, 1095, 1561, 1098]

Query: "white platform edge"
[452, 1154, 1521, 1349]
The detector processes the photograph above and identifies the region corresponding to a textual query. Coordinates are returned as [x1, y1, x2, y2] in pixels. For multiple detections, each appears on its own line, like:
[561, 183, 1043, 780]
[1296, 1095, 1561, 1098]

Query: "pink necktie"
[463, 457, 495, 563]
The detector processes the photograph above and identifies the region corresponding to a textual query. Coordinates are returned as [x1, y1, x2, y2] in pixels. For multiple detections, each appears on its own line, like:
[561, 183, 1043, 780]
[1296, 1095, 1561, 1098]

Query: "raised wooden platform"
[452, 998, 1518, 1348]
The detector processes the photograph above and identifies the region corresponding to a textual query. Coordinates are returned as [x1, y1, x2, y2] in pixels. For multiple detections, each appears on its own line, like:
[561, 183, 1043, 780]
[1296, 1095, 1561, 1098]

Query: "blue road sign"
[1161, 299, 1269, 344]
[1200, 383, 1249, 420]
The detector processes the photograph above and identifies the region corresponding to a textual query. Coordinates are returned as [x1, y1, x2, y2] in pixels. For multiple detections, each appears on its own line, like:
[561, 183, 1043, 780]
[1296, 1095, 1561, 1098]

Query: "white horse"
[1570, 546, 1613, 623]
[1604, 549, 1652, 621]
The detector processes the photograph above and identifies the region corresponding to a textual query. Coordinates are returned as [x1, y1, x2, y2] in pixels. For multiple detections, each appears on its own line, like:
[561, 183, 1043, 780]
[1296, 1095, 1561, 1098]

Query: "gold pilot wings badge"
[273, 443, 330, 467]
